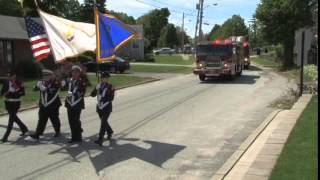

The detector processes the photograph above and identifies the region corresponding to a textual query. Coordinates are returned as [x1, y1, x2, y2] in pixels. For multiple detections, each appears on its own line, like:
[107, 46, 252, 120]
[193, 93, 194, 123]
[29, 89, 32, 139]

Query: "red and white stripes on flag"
[25, 17, 51, 61]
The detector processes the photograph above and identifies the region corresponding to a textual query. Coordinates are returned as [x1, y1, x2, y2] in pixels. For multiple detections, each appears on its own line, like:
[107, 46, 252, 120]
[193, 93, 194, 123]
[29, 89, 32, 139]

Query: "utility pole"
[194, 2, 201, 55]
[198, 0, 204, 41]
[181, 12, 185, 54]
[300, 31, 305, 97]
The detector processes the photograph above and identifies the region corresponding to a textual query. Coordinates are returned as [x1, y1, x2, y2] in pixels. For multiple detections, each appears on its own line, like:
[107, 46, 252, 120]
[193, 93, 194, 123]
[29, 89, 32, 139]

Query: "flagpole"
[94, 1, 100, 82]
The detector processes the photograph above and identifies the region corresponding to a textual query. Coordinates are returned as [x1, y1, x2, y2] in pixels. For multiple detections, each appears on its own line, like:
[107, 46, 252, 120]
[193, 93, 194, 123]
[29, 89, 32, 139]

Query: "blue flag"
[95, 10, 137, 63]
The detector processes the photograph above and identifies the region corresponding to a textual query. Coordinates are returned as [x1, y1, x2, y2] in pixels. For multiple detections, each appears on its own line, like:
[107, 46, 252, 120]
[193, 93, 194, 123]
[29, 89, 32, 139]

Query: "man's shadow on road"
[12, 133, 185, 175]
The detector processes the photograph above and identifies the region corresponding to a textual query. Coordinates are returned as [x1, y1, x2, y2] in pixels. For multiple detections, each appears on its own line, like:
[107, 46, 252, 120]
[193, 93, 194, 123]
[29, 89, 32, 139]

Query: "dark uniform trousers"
[67, 107, 83, 140]
[97, 109, 113, 141]
[35, 107, 61, 136]
[3, 101, 28, 140]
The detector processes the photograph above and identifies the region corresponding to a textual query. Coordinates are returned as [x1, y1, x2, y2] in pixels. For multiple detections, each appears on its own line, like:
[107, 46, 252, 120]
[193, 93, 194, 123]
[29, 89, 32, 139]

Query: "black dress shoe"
[20, 131, 29, 136]
[0, 139, 8, 143]
[53, 133, 61, 138]
[68, 139, 82, 143]
[94, 140, 103, 146]
[28, 134, 40, 141]
[107, 133, 113, 140]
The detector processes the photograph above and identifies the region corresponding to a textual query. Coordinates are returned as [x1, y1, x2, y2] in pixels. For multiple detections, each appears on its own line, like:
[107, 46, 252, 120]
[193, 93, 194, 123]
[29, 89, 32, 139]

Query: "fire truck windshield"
[197, 45, 233, 57]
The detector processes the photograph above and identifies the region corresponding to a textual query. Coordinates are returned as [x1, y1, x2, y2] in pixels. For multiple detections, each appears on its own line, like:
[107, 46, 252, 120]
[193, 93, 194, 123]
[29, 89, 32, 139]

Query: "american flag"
[25, 17, 51, 61]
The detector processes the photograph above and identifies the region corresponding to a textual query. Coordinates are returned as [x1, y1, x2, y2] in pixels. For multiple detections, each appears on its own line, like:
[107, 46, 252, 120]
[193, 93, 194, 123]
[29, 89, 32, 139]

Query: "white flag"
[39, 10, 96, 62]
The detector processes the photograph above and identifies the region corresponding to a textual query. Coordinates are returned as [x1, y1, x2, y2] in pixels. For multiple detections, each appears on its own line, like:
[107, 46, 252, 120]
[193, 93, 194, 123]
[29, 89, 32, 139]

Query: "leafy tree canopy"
[255, 0, 314, 68]
[0, 0, 23, 17]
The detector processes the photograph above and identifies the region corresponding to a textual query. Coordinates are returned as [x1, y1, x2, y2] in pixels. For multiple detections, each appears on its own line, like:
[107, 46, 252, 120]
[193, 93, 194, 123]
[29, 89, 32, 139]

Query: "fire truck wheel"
[199, 75, 206, 81]
[228, 75, 235, 80]
[236, 68, 243, 76]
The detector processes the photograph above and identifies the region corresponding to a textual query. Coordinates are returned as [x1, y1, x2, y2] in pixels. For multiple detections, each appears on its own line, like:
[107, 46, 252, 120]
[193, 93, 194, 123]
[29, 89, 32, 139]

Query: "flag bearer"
[0, 71, 29, 143]
[28, 70, 61, 141]
[91, 72, 115, 146]
[62, 65, 87, 143]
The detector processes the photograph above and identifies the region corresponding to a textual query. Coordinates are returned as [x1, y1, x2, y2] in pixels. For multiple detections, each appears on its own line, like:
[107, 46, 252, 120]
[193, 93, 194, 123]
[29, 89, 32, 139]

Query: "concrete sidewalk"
[212, 94, 313, 180]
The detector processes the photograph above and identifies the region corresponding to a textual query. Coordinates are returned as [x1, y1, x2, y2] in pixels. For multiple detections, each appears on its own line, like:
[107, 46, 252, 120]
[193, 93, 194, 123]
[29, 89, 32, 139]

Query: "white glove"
[96, 84, 101, 90]
[61, 80, 66, 87]
[37, 81, 47, 91]
[67, 91, 73, 97]
[37, 81, 42, 88]
[9, 86, 16, 93]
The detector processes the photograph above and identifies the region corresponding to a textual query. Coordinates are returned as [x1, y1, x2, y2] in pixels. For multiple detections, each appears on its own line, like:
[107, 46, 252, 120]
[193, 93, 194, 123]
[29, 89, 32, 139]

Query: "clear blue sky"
[79, 0, 260, 37]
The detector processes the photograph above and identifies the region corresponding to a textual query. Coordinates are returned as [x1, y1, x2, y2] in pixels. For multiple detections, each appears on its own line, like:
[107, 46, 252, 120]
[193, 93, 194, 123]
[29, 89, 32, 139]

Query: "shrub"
[275, 43, 284, 61]
[15, 60, 42, 79]
[144, 53, 155, 62]
[304, 65, 318, 82]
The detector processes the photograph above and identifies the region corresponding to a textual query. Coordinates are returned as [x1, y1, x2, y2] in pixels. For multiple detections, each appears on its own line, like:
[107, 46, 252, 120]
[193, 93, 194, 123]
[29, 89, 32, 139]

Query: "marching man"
[62, 65, 87, 143]
[91, 72, 115, 146]
[0, 71, 29, 143]
[28, 70, 62, 141]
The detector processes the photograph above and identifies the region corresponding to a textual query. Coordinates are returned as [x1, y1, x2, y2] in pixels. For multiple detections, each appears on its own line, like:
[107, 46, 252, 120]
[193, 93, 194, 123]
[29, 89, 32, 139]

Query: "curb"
[210, 109, 282, 180]
[0, 78, 160, 117]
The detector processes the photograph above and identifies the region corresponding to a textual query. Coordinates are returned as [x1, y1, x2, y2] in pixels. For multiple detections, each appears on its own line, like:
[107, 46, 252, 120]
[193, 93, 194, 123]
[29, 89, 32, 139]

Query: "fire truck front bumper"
[193, 68, 232, 76]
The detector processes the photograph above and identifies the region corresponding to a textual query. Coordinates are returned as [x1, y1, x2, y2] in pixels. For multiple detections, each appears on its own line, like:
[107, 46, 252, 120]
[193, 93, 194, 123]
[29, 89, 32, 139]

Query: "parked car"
[153, 48, 176, 55]
[83, 57, 130, 73]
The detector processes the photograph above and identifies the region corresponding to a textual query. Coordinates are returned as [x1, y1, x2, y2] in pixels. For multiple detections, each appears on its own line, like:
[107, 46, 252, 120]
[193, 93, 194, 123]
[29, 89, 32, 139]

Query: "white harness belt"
[67, 80, 83, 107]
[97, 85, 110, 110]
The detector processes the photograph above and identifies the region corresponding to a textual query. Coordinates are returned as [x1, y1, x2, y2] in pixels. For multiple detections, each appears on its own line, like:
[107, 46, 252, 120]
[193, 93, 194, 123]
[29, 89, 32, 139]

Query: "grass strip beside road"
[0, 75, 155, 114]
[251, 57, 281, 68]
[154, 55, 194, 65]
[251, 57, 302, 82]
[270, 96, 318, 180]
[131, 64, 193, 74]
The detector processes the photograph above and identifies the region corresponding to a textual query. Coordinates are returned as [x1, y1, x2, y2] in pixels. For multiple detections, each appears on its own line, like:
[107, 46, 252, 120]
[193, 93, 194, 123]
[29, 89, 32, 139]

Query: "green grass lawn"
[251, 57, 281, 68]
[0, 75, 155, 113]
[131, 64, 194, 74]
[153, 55, 195, 65]
[270, 96, 318, 180]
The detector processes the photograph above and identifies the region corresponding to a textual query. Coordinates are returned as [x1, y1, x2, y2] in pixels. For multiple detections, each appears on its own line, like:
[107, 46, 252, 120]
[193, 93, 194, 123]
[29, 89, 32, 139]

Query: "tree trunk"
[282, 31, 295, 70]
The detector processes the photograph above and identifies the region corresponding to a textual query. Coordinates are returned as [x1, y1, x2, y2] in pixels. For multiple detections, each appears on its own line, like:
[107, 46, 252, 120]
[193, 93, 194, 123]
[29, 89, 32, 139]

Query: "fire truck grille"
[206, 60, 222, 67]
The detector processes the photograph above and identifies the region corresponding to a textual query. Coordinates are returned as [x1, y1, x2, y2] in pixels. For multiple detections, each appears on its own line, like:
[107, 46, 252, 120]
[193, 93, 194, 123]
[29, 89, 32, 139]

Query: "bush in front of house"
[143, 53, 155, 62]
[15, 60, 42, 79]
[304, 64, 318, 82]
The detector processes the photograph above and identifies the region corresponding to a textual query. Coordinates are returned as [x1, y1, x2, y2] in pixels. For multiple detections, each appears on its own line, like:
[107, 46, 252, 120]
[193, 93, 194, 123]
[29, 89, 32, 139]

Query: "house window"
[132, 40, 140, 49]
[7, 41, 12, 64]
[0, 40, 13, 71]
[0, 41, 4, 67]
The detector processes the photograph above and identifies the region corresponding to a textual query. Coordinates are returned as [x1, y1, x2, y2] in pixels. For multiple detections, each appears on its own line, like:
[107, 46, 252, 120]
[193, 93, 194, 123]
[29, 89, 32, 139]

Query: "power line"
[148, 0, 197, 14]
[135, 0, 196, 17]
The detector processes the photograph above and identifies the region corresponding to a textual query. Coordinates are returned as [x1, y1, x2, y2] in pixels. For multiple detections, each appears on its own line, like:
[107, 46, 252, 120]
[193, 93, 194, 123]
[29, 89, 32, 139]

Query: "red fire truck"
[193, 37, 249, 81]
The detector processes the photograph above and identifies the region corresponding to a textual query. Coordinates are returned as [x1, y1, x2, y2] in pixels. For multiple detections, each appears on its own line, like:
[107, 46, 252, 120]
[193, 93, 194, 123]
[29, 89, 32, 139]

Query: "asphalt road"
[0, 66, 293, 180]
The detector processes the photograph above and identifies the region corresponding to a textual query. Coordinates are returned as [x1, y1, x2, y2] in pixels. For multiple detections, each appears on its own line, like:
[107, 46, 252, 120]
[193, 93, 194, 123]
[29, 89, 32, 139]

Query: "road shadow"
[200, 74, 261, 85]
[10, 133, 185, 175]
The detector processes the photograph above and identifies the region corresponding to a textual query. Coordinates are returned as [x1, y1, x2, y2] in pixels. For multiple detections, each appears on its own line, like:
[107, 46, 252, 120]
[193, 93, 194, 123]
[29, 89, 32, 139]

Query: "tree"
[176, 27, 190, 46]
[80, 0, 106, 23]
[255, 0, 314, 68]
[0, 0, 23, 17]
[137, 8, 170, 48]
[212, 15, 248, 40]
[107, 10, 136, 24]
[206, 24, 221, 40]
[22, 0, 81, 20]
[157, 24, 178, 48]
